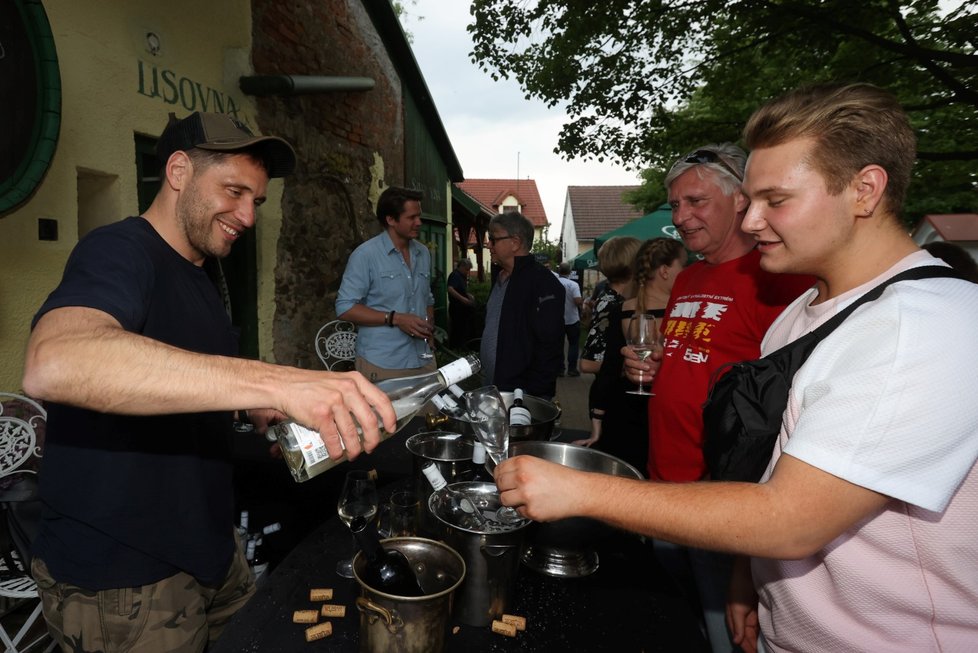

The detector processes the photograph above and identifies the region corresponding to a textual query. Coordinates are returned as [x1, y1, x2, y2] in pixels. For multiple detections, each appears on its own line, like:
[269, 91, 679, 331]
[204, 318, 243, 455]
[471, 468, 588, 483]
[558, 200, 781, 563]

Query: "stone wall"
[250, 0, 404, 366]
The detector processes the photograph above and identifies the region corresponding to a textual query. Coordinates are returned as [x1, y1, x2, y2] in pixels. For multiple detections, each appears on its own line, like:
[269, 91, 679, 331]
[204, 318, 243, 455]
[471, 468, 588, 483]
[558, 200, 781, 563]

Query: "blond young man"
[495, 84, 978, 652]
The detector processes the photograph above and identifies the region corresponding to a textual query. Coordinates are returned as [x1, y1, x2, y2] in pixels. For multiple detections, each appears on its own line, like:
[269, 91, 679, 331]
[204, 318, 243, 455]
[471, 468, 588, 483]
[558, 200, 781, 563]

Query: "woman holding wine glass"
[578, 238, 686, 471]
[336, 469, 379, 578]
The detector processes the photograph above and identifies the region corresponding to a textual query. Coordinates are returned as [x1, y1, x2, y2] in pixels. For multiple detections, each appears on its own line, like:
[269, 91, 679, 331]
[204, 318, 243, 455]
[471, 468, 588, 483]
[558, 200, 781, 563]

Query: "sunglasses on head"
[681, 149, 742, 182]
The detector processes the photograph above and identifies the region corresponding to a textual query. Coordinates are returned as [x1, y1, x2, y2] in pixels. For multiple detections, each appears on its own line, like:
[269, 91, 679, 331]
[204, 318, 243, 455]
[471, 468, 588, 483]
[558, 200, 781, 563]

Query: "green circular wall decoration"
[0, 0, 61, 216]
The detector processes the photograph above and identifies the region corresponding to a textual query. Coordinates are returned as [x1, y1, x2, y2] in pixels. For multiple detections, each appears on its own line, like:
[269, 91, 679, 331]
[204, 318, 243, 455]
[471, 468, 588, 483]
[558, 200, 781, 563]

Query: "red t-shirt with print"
[647, 249, 814, 482]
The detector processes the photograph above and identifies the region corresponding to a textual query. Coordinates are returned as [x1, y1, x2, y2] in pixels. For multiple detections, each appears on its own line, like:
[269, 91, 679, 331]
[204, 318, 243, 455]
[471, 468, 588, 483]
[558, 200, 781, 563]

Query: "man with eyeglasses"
[632, 143, 813, 652]
[479, 212, 564, 399]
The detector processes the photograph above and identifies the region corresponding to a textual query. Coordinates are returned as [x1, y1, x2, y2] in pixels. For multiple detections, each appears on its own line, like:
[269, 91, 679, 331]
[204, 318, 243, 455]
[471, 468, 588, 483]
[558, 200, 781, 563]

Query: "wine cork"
[501, 614, 527, 631]
[309, 588, 333, 601]
[321, 604, 346, 618]
[304, 622, 333, 642]
[292, 610, 318, 624]
[491, 620, 517, 637]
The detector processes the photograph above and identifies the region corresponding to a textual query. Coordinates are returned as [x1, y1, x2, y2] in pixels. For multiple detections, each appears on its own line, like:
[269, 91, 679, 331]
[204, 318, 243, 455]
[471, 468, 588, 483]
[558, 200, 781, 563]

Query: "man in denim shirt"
[337, 186, 436, 381]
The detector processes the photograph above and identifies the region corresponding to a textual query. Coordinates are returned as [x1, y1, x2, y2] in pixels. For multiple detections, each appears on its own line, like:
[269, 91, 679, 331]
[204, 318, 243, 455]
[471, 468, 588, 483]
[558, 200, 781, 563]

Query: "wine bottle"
[434, 392, 466, 419]
[470, 441, 494, 483]
[268, 355, 481, 482]
[422, 461, 487, 529]
[350, 516, 425, 597]
[508, 388, 532, 427]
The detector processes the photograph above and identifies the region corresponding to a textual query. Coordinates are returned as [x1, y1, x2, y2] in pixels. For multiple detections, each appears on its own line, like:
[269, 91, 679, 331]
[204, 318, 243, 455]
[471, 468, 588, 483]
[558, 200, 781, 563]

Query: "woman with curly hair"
[577, 237, 686, 471]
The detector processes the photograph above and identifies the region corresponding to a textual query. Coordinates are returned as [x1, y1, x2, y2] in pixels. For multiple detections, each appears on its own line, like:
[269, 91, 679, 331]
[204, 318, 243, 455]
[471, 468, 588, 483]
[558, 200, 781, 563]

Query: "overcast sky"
[401, 2, 640, 239]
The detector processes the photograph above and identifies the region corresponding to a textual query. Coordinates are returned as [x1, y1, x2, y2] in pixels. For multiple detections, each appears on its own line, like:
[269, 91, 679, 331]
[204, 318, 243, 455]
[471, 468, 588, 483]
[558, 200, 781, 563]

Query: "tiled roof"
[456, 179, 549, 227]
[917, 214, 978, 241]
[567, 185, 644, 240]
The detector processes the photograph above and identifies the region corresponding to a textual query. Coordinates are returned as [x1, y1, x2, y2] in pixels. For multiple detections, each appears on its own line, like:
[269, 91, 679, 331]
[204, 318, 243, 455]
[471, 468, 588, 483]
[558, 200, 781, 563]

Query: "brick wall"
[250, 0, 404, 365]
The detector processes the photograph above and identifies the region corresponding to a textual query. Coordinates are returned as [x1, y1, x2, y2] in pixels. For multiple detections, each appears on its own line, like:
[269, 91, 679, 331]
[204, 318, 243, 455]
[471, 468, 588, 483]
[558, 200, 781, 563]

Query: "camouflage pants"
[31, 532, 255, 653]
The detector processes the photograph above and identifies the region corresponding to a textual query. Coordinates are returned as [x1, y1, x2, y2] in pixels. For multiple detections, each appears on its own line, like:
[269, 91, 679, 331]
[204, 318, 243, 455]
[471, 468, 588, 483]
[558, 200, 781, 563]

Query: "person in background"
[578, 237, 686, 472]
[557, 262, 584, 377]
[446, 258, 476, 349]
[581, 276, 608, 325]
[336, 186, 436, 382]
[579, 236, 641, 375]
[479, 212, 564, 399]
[23, 112, 396, 651]
[921, 240, 978, 283]
[497, 82, 978, 653]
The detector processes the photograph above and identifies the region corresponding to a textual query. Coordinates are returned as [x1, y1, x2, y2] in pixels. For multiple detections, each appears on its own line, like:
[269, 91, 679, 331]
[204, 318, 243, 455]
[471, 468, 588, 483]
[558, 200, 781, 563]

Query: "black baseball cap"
[156, 112, 296, 178]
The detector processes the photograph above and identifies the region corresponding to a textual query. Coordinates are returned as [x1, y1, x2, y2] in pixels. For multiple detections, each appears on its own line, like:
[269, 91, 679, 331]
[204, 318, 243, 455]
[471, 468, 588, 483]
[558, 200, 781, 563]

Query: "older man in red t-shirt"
[641, 143, 813, 652]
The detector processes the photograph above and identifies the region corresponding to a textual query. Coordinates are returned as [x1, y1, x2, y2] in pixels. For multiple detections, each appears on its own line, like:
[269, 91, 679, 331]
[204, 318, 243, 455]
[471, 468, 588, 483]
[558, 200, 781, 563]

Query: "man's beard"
[176, 180, 229, 260]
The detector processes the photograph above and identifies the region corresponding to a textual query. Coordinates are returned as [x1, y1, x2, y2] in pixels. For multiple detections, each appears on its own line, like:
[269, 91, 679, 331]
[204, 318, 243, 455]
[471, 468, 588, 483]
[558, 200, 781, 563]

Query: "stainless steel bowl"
[424, 391, 561, 443]
[510, 440, 644, 578]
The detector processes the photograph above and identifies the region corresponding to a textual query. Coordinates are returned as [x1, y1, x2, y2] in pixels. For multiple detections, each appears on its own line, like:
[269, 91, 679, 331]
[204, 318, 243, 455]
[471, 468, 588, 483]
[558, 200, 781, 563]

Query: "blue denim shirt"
[336, 231, 434, 369]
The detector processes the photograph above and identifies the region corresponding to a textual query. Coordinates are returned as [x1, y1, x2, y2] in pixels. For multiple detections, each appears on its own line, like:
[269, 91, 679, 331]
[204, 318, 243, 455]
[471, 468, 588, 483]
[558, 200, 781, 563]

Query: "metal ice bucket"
[354, 537, 465, 653]
[510, 441, 644, 577]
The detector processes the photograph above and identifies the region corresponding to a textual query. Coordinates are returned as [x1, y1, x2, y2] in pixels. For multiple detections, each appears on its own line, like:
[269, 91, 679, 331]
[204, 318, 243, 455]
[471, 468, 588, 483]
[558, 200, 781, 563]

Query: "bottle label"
[421, 463, 448, 490]
[289, 422, 331, 466]
[509, 408, 532, 426]
[439, 357, 478, 387]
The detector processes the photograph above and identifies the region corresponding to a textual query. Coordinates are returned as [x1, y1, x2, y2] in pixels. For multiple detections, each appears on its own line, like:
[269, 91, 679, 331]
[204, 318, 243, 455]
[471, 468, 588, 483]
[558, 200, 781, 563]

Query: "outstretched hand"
[493, 455, 591, 522]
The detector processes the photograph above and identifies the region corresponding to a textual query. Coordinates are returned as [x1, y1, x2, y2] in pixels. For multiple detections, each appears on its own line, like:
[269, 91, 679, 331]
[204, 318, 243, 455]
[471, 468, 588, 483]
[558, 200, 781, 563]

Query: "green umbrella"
[593, 203, 679, 253]
[571, 247, 599, 271]
[593, 203, 698, 265]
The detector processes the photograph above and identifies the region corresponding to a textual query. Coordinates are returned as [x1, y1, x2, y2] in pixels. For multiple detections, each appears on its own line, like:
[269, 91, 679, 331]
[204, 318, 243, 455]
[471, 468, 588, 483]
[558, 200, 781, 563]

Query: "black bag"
[702, 266, 962, 483]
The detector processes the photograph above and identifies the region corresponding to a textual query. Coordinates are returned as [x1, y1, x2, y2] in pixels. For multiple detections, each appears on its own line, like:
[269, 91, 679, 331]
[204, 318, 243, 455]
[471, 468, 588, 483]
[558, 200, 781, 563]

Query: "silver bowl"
[510, 441, 644, 578]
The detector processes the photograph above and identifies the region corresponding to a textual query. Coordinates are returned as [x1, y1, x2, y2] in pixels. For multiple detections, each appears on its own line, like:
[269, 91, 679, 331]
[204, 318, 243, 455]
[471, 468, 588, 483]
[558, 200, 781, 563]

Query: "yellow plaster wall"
[0, 0, 287, 389]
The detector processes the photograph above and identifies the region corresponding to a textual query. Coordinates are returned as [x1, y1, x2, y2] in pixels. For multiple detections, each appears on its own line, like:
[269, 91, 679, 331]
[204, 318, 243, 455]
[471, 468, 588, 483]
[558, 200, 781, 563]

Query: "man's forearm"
[338, 304, 388, 328]
[25, 307, 289, 415]
[499, 454, 888, 560]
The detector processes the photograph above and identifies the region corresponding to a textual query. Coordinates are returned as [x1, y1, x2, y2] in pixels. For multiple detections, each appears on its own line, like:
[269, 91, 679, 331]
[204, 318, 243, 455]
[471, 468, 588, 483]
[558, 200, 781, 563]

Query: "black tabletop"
[219, 424, 708, 652]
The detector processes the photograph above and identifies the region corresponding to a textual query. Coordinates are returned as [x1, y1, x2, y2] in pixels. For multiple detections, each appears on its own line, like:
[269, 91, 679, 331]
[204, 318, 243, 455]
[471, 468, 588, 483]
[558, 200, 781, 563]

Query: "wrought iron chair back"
[315, 320, 358, 371]
[0, 392, 54, 652]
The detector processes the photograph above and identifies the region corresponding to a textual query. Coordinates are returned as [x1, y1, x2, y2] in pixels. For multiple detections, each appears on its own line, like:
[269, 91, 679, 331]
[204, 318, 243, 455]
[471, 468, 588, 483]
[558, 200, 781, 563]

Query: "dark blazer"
[490, 255, 564, 398]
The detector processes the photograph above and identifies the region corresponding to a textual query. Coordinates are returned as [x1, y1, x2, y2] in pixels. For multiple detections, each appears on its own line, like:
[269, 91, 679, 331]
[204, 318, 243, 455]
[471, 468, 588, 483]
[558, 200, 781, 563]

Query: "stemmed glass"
[626, 313, 660, 396]
[463, 386, 523, 523]
[464, 386, 509, 467]
[418, 315, 435, 360]
[336, 469, 379, 578]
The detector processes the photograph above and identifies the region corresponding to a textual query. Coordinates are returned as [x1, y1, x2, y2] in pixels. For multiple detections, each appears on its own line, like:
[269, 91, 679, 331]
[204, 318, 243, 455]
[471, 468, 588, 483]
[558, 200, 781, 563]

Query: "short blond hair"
[743, 83, 916, 218]
[598, 236, 642, 283]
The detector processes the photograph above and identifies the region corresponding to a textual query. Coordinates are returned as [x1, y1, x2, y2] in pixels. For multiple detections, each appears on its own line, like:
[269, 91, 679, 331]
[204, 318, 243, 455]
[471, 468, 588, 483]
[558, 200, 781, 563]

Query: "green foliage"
[469, 0, 978, 221]
[531, 227, 563, 266]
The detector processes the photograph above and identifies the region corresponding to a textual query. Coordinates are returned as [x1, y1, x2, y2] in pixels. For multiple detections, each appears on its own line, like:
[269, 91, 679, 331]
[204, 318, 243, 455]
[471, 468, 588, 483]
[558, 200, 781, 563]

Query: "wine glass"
[463, 386, 509, 466]
[463, 386, 523, 524]
[626, 313, 660, 396]
[336, 469, 379, 578]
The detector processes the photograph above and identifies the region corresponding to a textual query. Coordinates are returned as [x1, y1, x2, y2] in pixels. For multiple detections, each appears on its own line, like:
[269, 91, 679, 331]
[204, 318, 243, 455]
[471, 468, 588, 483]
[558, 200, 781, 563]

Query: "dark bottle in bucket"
[350, 516, 425, 596]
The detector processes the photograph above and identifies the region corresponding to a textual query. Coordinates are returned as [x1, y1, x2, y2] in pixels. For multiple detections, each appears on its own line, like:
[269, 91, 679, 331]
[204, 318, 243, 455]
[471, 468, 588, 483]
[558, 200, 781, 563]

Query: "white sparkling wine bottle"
[421, 461, 487, 529]
[267, 354, 481, 483]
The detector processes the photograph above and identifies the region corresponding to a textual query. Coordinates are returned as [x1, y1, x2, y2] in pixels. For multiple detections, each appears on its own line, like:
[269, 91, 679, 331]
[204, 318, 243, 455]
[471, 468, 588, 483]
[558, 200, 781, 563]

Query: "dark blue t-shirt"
[31, 217, 238, 589]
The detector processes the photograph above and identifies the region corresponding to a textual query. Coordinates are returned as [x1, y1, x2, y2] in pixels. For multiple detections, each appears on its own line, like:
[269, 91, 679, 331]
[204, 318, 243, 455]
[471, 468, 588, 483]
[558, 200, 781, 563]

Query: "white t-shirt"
[753, 251, 978, 652]
[559, 276, 582, 325]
